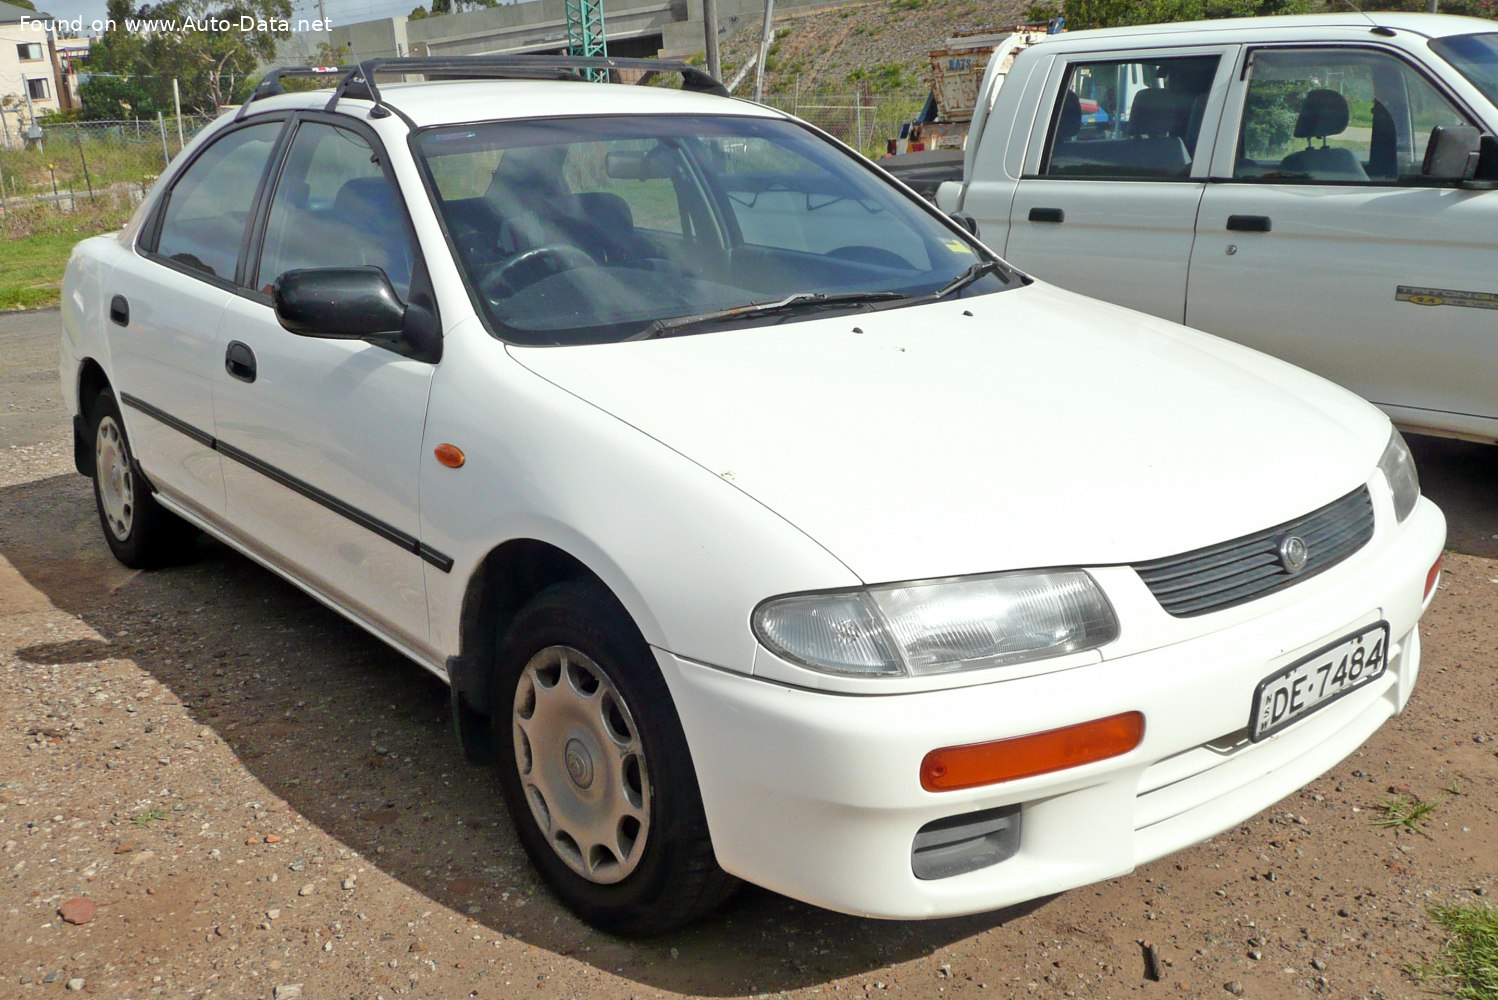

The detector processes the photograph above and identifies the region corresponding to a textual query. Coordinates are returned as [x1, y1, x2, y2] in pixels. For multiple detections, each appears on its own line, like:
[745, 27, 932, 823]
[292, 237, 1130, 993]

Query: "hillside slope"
[715, 0, 1033, 97]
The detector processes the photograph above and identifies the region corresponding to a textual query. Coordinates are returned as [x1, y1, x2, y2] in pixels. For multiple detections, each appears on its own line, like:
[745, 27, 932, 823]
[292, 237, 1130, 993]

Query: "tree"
[407, 0, 499, 19]
[80, 0, 293, 118]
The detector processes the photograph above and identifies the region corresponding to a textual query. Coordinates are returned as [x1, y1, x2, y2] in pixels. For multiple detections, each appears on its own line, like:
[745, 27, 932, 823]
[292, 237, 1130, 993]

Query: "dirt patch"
[4, 311, 1497, 998]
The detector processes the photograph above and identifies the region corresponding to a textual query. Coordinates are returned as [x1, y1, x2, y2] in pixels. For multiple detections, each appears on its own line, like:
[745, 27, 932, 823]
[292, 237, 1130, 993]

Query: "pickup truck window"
[151, 122, 282, 282]
[1235, 47, 1468, 183]
[1043, 56, 1219, 179]
[1431, 32, 1498, 109]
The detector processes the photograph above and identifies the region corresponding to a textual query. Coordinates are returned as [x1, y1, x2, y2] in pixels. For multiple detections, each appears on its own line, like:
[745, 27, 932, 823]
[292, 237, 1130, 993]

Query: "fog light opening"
[920, 711, 1145, 792]
[912, 804, 1022, 880]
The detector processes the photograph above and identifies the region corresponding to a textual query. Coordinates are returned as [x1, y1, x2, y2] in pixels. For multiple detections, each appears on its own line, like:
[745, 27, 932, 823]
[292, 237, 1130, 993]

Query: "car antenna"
[1338, 0, 1397, 36]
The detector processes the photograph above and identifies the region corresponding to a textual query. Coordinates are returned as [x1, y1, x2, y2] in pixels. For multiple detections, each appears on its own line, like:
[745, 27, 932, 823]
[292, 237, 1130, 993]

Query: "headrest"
[572, 191, 634, 230]
[487, 145, 569, 206]
[1294, 89, 1350, 139]
[1128, 89, 1191, 138]
[332, 176, 395, 216]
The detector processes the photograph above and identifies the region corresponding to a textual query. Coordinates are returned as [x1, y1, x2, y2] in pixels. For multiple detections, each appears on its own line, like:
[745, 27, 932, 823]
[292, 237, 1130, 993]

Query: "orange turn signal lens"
[920, 711, 1145, 792]
[434, 443, 466, 469]
[1425, 554, 1443, 601]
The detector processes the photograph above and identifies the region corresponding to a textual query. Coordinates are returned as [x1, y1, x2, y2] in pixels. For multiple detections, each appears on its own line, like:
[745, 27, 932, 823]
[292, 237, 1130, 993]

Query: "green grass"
[0, 134, 167, 200]
[1373, 793, 1440, 836]
[0, 200, 135, 311]
[130, 808, 169, 828]
[1411, 903, 1498, 999]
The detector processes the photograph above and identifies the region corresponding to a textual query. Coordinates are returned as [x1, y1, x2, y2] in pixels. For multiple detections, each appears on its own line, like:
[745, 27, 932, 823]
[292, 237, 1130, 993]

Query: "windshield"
[1431, 32, 1498, 109]
[416, 115, 1011, 345]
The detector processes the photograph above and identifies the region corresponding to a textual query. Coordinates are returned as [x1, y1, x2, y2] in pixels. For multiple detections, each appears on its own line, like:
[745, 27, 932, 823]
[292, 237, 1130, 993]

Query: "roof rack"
[240, 55, 728, 123]
[249, 65, 354, 101]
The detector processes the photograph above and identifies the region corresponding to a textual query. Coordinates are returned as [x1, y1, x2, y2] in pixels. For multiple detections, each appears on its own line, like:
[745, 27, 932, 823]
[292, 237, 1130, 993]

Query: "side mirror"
[949, 212, 980, 237]
[1422, 124, 1481, 182]
[273, 266, 406, 340]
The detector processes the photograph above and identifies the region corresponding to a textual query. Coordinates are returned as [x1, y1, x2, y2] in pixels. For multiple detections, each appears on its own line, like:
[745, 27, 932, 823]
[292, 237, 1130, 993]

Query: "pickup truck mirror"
[949, 212, 980, 236]
[273, 266, 407, 340]
[1422, 124, 1482, 182]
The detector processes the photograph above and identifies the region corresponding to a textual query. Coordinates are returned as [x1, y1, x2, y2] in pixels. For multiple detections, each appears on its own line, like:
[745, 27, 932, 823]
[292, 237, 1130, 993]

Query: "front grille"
[1134, 486, 1374, 617]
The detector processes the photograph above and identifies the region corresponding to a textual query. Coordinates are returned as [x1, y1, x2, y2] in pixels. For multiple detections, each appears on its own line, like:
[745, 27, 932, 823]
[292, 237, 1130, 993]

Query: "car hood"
[510, 283, 1388, 584]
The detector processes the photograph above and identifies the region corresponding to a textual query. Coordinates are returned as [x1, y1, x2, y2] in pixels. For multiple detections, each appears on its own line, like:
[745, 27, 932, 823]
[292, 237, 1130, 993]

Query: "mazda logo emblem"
[1278, 534, 1309, 573]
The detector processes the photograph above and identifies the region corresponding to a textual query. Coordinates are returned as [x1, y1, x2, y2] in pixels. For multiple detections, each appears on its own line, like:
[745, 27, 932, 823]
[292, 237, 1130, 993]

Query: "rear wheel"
[89, 388, 195, 568]
[494, 580, 736, 935]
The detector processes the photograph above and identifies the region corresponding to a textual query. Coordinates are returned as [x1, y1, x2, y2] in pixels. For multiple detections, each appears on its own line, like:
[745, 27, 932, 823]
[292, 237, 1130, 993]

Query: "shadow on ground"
[1406, 433, 1498, 560]
[0, 471, 1046, 994]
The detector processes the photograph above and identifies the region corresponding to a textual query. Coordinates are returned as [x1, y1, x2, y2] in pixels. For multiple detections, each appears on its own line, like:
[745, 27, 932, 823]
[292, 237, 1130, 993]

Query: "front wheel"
[494, 581, 736, 935]
[89, 388, 194, 568]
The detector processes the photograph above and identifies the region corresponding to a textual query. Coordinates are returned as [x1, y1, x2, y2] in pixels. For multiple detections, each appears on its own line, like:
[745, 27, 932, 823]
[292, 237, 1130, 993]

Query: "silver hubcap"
[95, 416, 135, 542]
[512, 645, 650, 884]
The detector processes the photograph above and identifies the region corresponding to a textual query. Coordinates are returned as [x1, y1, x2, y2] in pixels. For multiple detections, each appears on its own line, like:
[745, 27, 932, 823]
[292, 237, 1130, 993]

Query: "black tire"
[493, 580, 737, 935]
[88, 388, 195, 569]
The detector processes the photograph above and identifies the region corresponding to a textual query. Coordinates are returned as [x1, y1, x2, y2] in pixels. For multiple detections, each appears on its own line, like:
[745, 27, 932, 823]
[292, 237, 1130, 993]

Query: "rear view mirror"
[605, 150, 674, 180]
[1422, 124, 1481, 182]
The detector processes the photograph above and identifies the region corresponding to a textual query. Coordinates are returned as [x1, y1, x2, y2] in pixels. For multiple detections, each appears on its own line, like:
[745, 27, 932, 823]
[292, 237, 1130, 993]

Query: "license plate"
[1249, 623, 1389, 742]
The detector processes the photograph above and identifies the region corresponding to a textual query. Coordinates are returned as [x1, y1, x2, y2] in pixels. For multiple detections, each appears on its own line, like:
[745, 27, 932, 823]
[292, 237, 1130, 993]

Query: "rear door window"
[149, 122, 282, 282]
[1041, 56, 1221, 179]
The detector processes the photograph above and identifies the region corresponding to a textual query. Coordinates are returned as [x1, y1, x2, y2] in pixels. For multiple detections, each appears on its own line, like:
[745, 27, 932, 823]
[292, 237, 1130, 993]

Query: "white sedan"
[59, 56, 1445, 934]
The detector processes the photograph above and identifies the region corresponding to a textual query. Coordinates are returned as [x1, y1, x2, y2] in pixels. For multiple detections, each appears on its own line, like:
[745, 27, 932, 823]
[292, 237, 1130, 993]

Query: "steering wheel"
[481, 244, 596, 298]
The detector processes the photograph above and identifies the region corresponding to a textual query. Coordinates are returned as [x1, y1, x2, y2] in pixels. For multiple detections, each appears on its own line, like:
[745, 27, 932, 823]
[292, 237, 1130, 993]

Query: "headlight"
[753, 570, 1118, 678]
[1377, 428, 1420, 523]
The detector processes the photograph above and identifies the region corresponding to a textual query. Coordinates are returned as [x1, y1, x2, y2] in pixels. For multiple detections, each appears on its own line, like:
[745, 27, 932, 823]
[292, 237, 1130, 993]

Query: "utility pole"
[702, 0, 720, 82]
[753, 0, 773, 101]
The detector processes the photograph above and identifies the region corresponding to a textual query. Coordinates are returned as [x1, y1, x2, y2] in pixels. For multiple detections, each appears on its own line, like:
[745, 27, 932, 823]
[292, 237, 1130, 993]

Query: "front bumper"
[656, 497, 1445, 919]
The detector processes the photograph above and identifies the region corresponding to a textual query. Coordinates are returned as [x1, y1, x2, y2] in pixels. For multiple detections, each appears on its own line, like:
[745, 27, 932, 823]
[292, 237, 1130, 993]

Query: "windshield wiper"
[640, 289, 907, 339]
[930, 259, 1009, 300]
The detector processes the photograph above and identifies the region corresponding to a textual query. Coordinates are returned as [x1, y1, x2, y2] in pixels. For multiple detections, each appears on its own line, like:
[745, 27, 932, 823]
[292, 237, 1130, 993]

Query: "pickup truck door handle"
[1226, 214, 1272, 233]
[1028, 207, 1065, 224]
[109, 295, 129, 327]
[225, 341, 257, 383]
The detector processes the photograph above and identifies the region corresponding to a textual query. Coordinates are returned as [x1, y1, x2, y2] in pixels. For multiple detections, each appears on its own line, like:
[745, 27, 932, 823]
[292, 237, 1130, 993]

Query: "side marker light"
[434, 443, 466, 469]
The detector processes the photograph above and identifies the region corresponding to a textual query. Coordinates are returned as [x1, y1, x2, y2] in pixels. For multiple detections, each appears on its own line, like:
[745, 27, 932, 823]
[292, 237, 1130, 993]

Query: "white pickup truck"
[933, 13, 1498, 444]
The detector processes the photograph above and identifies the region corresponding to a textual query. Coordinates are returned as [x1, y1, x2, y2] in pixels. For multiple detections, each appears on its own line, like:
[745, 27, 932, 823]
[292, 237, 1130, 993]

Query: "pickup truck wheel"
[494, 580, 736, 935]
[89, 389, 194, 569]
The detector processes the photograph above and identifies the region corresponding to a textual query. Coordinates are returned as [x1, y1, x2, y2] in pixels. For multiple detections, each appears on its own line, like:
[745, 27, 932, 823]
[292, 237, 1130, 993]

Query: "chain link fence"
[757, 89, 930, 156]
[0, 114, 218, 215]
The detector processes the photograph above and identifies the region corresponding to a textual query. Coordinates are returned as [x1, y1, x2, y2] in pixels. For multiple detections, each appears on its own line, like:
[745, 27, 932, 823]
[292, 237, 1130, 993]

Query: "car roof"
[242, 78, 783, 130]
[1033, 12, 1497, 48]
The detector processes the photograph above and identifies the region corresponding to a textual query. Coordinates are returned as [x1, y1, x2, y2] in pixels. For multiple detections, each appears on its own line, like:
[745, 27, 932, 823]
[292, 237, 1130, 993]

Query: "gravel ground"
[3, 307, 1497, 999]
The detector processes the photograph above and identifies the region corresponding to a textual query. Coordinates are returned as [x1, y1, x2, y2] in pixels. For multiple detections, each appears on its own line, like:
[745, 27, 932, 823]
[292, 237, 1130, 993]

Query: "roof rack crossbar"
[350, 55, 728, 105]
[243, 55, 729, 121]
[236, 65, 354, 121]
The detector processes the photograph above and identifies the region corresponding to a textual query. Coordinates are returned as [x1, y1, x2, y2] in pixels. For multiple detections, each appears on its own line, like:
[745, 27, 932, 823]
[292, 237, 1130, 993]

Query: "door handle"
[109, 295, 129, 327]
[1028, 207, 1065, 224]
[1226, 214, 1272, 233]
[225, 341, 257, 383]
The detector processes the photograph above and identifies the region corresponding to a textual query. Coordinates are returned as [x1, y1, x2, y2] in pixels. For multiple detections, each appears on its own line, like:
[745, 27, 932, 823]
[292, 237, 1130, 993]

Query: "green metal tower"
[566, 0, 608, 79]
